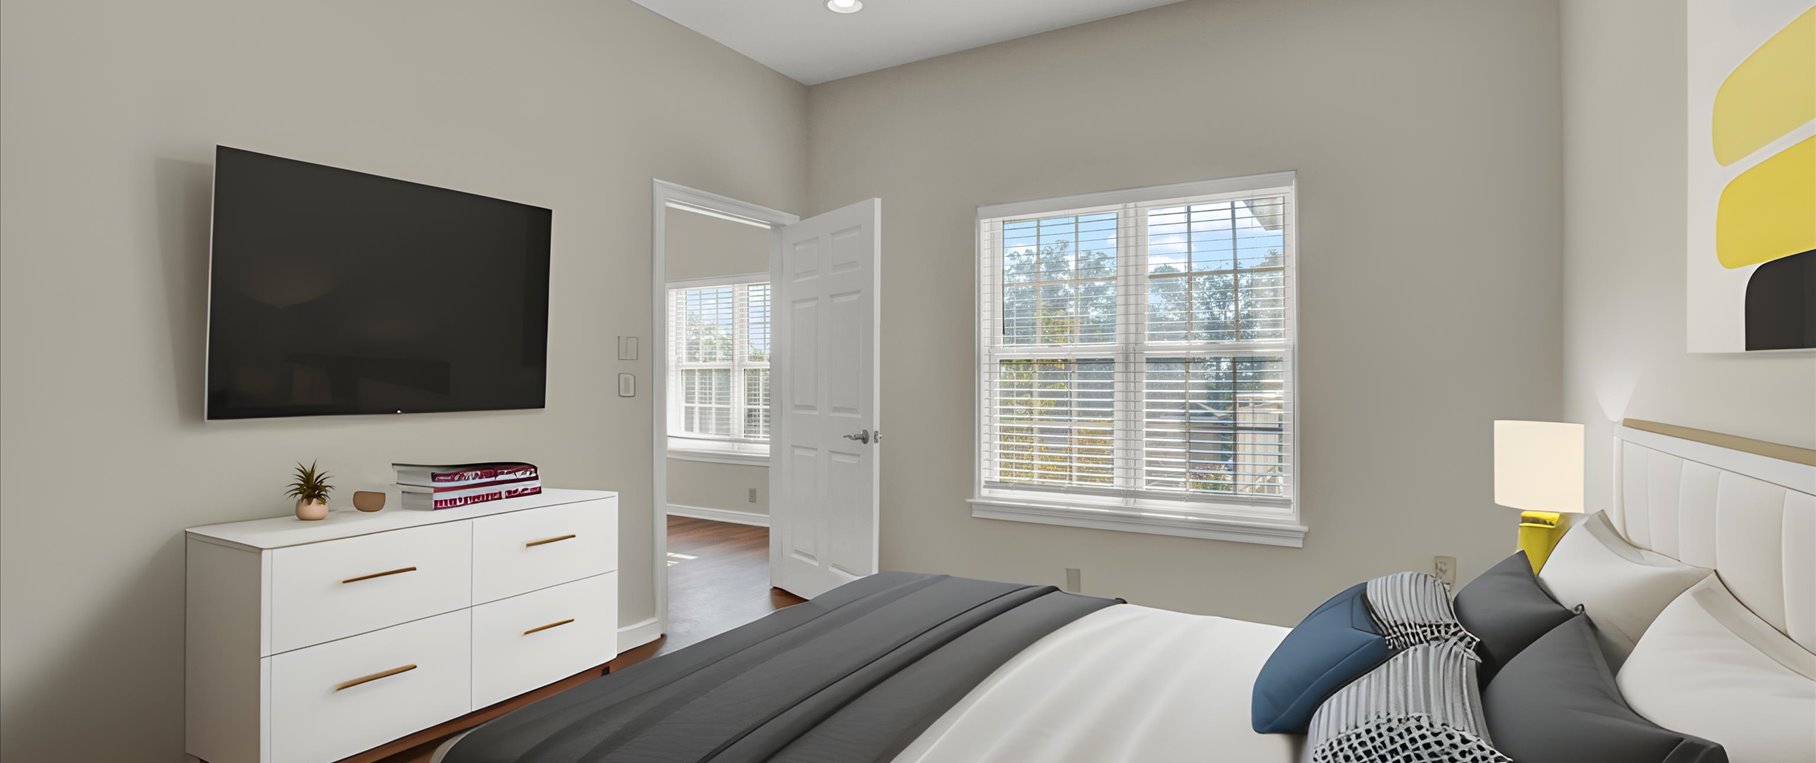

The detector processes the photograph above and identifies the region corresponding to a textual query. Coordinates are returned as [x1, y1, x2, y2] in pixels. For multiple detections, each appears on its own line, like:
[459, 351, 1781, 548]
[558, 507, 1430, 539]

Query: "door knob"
[842, 429, 873, 444]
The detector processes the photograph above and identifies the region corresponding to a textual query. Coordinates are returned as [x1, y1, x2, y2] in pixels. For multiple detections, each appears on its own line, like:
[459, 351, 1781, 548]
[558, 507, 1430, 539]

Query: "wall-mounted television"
[205, 147, 552, 420]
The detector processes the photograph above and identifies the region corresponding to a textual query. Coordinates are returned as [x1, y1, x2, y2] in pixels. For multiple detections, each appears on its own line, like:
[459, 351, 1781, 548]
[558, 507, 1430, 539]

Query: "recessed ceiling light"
[826, 0, 863, 14]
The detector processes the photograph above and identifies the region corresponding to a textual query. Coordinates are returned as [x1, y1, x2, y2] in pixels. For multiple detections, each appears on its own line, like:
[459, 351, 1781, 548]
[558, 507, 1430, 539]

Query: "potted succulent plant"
[286, 461, 334, 521]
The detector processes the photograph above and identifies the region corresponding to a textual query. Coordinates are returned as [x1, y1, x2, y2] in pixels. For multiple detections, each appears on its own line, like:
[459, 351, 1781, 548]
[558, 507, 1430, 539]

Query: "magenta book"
[393, 462, 539, 488]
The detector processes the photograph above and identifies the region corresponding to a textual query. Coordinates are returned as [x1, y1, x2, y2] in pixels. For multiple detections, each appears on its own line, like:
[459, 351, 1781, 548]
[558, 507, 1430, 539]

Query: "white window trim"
[665, 273, 771, 462]
[667, 439, 770, 467]
[972, 172, 1306, 547]
[668, 272, 769, 289]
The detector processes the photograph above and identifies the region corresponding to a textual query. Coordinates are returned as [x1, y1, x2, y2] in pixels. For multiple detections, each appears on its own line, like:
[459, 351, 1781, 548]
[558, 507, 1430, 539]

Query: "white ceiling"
[630, 0, 1187, 85]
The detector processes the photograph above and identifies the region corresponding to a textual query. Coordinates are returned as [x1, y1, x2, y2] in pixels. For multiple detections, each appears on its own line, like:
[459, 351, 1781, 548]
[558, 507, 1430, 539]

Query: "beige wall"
[0, 1, 805, 759]
[807, 0, 1564, 625]
[1561, 0, 1816, 511]
[668, 458, 770, 515]
[666, 205, 772, 281]
[664, 207, 773, 515]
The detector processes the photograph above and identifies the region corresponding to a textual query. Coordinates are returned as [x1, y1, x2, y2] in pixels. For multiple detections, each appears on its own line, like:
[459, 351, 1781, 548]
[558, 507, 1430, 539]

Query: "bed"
[436, 421, 1814, 763]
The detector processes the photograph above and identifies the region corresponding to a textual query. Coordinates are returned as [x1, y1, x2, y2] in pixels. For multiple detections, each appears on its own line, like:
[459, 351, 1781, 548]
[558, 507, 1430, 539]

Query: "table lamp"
[1493, 420, 1584, 572]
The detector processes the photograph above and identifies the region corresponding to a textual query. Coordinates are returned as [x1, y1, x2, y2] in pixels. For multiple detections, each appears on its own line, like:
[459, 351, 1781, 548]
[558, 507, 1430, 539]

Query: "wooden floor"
[662, 515, 805, 655]
[370, 515, 803, 763]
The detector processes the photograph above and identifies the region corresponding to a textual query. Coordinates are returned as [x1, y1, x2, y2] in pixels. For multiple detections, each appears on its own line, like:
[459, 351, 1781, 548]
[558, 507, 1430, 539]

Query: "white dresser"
[184, 489, 619, 763]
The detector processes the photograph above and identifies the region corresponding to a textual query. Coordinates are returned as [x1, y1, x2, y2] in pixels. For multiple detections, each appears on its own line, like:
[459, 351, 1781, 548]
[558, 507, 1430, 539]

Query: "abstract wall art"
[1686, 0, 1815, 352]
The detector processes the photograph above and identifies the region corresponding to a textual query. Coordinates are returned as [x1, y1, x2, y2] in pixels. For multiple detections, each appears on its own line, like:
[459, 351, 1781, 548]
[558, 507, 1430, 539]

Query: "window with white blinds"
[974, 173, 1303, 545]
[667, 277, 770, 460]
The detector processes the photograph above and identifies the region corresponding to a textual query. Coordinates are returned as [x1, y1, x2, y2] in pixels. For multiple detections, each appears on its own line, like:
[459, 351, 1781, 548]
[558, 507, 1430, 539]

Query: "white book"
[400, 481, 542, 510]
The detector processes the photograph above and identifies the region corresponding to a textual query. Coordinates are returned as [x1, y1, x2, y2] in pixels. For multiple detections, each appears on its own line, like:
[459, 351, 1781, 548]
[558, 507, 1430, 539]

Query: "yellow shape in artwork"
[1717, 135, 1816, 268]
[1711, 5, 1815, 167]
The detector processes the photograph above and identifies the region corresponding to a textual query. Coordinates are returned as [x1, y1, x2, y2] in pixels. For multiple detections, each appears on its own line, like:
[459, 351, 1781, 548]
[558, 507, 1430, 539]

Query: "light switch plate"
[617, 373, 635, 397]
[617, 336, 639, 361]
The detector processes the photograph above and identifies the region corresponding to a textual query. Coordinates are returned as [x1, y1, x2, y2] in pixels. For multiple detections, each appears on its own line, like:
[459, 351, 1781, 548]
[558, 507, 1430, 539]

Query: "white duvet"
[894, 603, 1302, 763]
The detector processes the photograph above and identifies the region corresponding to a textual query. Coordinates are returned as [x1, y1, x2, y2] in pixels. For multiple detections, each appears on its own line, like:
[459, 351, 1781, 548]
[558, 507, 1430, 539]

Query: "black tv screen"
[206, 147, 551, 420]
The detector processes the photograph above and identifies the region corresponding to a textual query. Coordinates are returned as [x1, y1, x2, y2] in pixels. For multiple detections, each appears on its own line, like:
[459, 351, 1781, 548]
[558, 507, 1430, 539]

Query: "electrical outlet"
[1064, 567, 1082, 593]
[747, 488, 758, 503]
[1433, 555, 1457, 589]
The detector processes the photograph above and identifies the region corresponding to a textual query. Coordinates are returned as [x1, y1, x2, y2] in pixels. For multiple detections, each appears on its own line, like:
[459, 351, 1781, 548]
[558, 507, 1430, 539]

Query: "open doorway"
[649, 181, 884, 651]
[650, 182, 802, 653]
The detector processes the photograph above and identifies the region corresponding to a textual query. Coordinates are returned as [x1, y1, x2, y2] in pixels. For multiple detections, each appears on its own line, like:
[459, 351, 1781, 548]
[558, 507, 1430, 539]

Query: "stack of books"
[394, 462, 541, 510]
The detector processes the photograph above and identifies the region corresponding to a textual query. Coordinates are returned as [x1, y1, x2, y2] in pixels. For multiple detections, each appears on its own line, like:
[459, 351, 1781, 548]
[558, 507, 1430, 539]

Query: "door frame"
[648, 179, 798, 646]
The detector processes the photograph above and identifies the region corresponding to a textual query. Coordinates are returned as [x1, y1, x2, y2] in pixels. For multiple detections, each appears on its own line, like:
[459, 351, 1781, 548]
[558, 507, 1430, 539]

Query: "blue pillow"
[1251, 582, 1391, 734]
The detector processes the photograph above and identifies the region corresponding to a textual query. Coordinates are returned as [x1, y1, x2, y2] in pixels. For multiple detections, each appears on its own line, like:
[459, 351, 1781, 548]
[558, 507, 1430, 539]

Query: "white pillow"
[1618, 576, 1816, 763]
[1537, 511, 1711, 668]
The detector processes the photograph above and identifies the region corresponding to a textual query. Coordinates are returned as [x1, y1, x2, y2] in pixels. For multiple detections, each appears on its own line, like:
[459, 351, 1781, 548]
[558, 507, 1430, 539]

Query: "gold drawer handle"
[525, 533, 576, 548]
[341, 566, 418, 584]
[523, 618, 575, 636]
[334, 664, 416, 691]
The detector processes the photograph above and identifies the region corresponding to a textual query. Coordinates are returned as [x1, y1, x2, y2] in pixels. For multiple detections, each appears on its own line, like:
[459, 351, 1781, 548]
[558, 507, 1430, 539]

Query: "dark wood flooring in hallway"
[659, 515, 806, 657]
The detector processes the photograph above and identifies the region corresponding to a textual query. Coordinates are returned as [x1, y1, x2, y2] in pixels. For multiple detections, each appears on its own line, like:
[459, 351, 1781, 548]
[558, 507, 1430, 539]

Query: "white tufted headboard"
[1610, 420, 1816, 654]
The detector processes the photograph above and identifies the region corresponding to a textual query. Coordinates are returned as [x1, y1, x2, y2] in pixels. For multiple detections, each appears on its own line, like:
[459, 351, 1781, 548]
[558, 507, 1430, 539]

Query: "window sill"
[667, 446, 769, 467]
[968, 495, 1306, 547]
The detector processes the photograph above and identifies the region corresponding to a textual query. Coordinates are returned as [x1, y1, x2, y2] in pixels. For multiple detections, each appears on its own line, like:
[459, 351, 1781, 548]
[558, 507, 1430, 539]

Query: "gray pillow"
[1306, 640, 1509, 763]
[1483, 615, 1728, 763]
[1453, 551, 1575, 682]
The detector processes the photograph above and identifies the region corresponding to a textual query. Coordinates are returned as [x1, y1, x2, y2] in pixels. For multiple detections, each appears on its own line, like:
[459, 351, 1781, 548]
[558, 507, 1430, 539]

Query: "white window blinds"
[977, 175, 1297, 522]
[667, 279, 770, 446]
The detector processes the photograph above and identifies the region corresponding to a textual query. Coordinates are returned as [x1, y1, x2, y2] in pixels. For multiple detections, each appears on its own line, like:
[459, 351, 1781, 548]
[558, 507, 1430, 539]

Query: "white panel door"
[770, 199, 881, 599]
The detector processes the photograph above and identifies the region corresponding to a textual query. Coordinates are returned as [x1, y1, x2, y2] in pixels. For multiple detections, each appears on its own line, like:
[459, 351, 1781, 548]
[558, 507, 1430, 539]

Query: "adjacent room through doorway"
[650, 182, 885, 653]
[653, 189, 799, 653]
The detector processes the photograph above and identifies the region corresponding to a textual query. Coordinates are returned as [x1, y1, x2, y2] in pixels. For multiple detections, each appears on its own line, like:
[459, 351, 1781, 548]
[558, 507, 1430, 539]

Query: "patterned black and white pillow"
[1365, 570, 1481, 654]
[1305, 640, 1510, 763]
[1365, 571, 1480, 652]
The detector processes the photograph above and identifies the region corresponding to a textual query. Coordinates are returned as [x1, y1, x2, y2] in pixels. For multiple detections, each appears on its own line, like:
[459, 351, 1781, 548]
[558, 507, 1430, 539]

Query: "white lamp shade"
[1493, 420, 1585, 513]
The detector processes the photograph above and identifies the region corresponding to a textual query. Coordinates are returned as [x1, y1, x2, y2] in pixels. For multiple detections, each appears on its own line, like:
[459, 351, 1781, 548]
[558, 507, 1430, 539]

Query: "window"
[667, 276, 770, 465]
[972, 173, 1304, 546]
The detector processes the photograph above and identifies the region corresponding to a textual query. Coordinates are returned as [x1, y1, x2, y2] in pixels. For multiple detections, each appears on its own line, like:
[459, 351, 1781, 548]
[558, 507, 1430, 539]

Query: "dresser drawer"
[268, 609, 471, 763]
[269, 521, 471, 654]
[472, 498, 616, 603]
[472, 572, 617, 708]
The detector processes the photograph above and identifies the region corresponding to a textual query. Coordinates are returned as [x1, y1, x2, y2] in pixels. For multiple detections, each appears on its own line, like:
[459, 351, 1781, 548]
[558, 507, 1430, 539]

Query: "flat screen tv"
[206, 146, 551, 420]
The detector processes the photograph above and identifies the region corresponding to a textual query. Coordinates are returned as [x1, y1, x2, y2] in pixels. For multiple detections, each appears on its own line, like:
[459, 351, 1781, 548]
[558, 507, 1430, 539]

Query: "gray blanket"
[444, 572, 1118, 763]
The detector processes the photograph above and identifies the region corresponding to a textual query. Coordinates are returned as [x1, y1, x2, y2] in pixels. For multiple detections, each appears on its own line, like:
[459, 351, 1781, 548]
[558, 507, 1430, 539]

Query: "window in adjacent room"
[972, 173, 1304, 546]
[667, 276, 770, 464]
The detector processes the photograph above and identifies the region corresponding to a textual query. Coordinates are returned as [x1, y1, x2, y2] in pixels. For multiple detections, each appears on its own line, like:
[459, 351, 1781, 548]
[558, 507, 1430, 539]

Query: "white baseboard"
[667, 503, 770, 527]
[617, 617, 662, 653]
